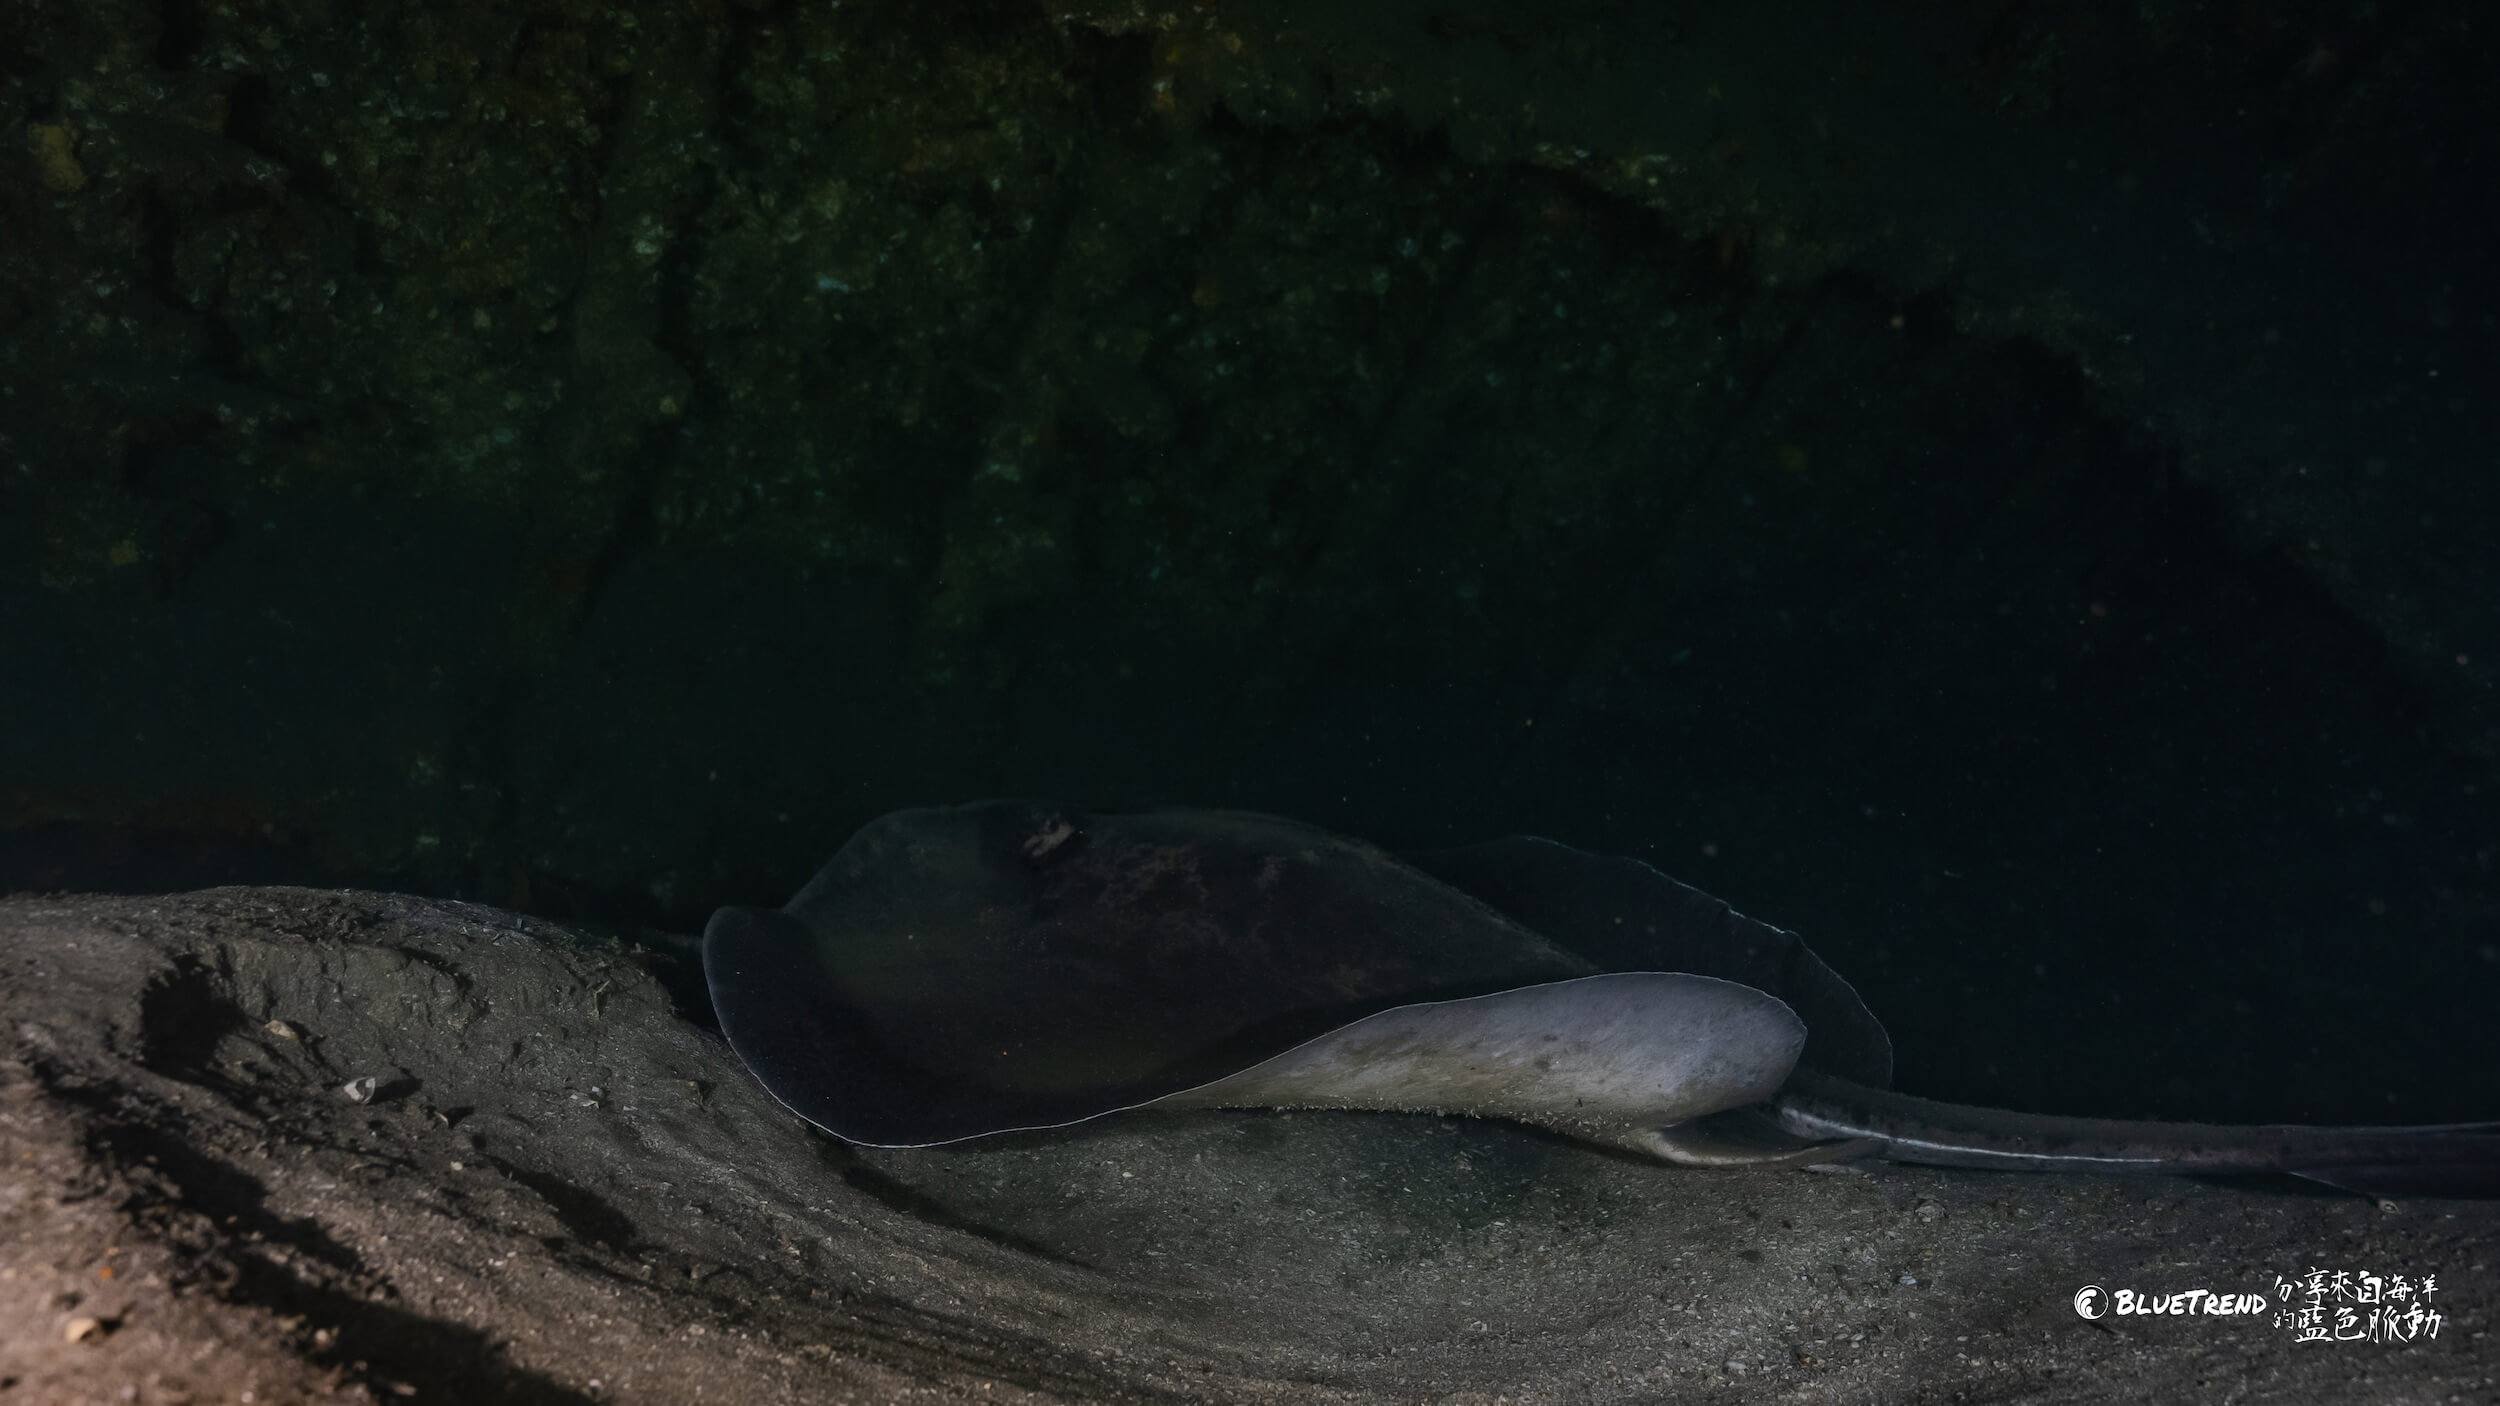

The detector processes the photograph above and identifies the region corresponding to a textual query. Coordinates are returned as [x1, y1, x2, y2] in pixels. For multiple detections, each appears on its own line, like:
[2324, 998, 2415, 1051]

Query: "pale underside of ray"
[1149, 972, 1809, 1155]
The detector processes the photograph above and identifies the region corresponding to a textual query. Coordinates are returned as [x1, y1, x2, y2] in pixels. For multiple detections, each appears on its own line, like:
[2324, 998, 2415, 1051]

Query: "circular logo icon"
[2072, 1285, 2107, 1320]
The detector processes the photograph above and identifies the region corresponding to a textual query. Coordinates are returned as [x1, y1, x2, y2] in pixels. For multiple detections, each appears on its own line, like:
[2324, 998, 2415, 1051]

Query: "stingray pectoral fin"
[1153, 972, 1808, 1154]
[1772, 1069, 2500, 1198]
[1404, 837, 1896, 1088]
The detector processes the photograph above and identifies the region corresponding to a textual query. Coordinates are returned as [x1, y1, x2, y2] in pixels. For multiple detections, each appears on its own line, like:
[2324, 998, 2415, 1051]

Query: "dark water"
[4, 1, 2494, 1128]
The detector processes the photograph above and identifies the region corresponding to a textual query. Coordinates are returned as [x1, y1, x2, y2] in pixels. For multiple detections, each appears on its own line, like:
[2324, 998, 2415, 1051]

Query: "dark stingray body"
[702, 801, 1886, 1147]
[705, 802, 2500, 1197]
[704, 802, 1605, 1145]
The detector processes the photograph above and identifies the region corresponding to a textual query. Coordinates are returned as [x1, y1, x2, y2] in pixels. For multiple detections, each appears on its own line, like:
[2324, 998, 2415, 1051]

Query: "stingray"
[702, 801, 2500, 1198]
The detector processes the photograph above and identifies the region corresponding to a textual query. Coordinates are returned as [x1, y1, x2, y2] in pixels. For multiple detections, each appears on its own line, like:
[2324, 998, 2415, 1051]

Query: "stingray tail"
[1766, 1070, 2500, 1199]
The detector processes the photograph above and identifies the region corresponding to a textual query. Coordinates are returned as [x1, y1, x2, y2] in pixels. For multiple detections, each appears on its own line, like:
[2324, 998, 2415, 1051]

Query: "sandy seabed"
[2, 889, 2491, 1404]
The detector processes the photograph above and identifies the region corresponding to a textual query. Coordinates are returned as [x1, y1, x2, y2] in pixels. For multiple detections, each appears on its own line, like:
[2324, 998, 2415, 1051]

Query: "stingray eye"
[1022, 814, 1077, 859]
